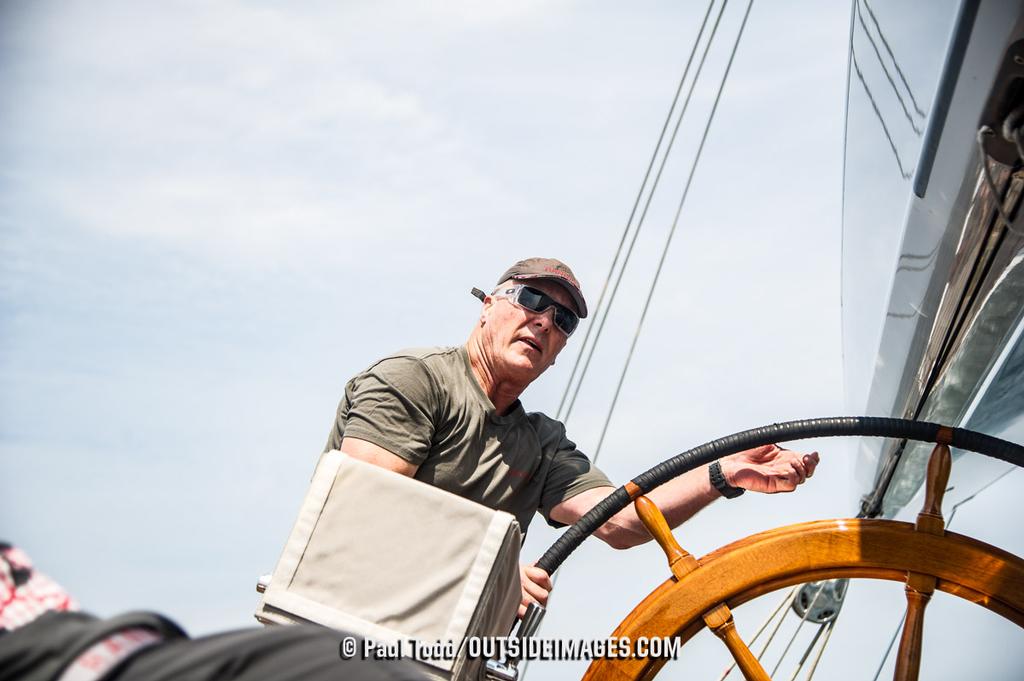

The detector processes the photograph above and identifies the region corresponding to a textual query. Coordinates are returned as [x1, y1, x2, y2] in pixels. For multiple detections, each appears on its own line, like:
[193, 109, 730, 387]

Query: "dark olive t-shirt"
[324, 346, 612, 532]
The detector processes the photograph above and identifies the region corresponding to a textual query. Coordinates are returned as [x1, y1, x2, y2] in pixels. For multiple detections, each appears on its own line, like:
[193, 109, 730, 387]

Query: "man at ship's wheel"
[325, 257, 820, 616]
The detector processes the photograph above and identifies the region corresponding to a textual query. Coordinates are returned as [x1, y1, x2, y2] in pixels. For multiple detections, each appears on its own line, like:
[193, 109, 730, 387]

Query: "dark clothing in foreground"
[0, 610, 426, 681]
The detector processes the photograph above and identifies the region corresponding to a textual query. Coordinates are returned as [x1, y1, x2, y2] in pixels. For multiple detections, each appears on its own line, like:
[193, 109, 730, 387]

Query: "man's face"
[480, 278, 573, 384]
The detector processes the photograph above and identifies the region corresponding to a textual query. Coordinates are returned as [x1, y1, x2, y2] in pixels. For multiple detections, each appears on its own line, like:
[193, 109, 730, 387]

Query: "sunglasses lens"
[553, 308, 578, 336]
[518, 286, 578, 336]
[515, 287, 545, 313]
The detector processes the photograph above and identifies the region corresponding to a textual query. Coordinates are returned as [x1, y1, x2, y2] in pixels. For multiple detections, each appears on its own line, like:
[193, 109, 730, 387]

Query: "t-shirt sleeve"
[334, 356, 438, 465]
[538, 426, 614, 528]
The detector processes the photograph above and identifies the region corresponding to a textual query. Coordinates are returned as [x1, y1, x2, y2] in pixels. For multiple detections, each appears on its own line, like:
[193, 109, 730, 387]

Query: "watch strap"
[709, 460, 745, 499]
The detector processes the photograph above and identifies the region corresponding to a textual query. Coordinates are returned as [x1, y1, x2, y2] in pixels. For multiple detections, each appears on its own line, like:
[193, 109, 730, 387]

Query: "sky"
[1, 1, 1021, 679]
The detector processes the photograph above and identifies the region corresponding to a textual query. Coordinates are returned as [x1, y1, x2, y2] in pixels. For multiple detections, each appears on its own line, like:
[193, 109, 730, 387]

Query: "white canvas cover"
[256, 451, 523, 680]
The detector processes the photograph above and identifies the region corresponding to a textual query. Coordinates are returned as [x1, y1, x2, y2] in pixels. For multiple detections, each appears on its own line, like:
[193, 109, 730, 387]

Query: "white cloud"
[4, 1, 544, 265]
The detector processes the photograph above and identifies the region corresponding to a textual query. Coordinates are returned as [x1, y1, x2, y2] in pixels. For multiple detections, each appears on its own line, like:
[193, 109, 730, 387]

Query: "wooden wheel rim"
[582, 518, 1024, 681]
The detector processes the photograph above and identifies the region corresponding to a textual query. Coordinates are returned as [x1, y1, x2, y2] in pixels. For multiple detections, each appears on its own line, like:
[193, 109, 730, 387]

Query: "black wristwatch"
[709, 460, 745, 499]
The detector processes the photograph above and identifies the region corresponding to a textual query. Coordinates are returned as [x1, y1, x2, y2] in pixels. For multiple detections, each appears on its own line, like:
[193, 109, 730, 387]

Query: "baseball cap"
[494, 257, 588, 318]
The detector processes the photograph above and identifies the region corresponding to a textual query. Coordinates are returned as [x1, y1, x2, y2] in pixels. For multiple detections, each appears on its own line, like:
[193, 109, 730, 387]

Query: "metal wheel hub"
[791, 579, 849, 623]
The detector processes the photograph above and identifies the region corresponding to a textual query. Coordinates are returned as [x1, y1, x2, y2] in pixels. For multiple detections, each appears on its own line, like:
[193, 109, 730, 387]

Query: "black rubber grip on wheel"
[535, 416, 1024, 575]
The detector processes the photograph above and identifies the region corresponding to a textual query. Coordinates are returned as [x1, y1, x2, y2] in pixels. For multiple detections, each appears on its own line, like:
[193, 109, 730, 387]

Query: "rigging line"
[839, 0, 857, 261]
[592, 0, 755, 459]
[717, 585, 799, 680]
[794, 583, 850, 680]
[803, 619, 837, 681]
[854, 0, 922, 135]
[870, 609, 907, 681]
[859, 0, 926, 119]
[851, 46, 913, 180]
[555, 0, 718, 420]
[753, 590, 798, 660]
[749, 585, 801, 649]
[838, 0, 857, 417]
[769, 581, 828, 677]
[560, 0, 733, 428]
[787, 622, 828, 681]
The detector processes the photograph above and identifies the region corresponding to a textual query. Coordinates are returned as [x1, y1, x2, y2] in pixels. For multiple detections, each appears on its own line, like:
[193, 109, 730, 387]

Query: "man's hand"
[518, 563, 552, 618]
[720, 445, 819, 494]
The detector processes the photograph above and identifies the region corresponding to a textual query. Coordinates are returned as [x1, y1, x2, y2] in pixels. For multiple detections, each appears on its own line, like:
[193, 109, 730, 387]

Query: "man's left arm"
[549, 445, 820, 550]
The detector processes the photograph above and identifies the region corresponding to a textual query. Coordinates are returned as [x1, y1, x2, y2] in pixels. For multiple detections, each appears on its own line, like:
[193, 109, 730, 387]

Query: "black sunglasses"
[471, 285, 580, 337]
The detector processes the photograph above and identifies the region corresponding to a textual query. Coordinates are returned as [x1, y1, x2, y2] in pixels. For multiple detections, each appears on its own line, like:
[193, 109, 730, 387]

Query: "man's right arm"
[549, 445, 819, 549]
[339, 437, 419, 477]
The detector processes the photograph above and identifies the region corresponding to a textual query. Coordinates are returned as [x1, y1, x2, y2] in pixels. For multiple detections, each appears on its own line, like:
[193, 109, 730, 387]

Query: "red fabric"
[0, 544, 78, 631]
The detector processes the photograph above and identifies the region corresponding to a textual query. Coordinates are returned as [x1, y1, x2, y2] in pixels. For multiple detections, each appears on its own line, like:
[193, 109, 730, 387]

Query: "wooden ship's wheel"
[532, 417, 1024, 681]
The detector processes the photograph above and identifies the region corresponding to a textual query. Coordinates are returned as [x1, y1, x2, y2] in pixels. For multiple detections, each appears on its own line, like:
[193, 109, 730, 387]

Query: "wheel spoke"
[892, 578, 933, 681]
[633, 495, 699, 579]
[892, 442, 950, 681]
[634, 494, 773, 679]
[719, 586, 799, 681]
[704, 603, 772, 681]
